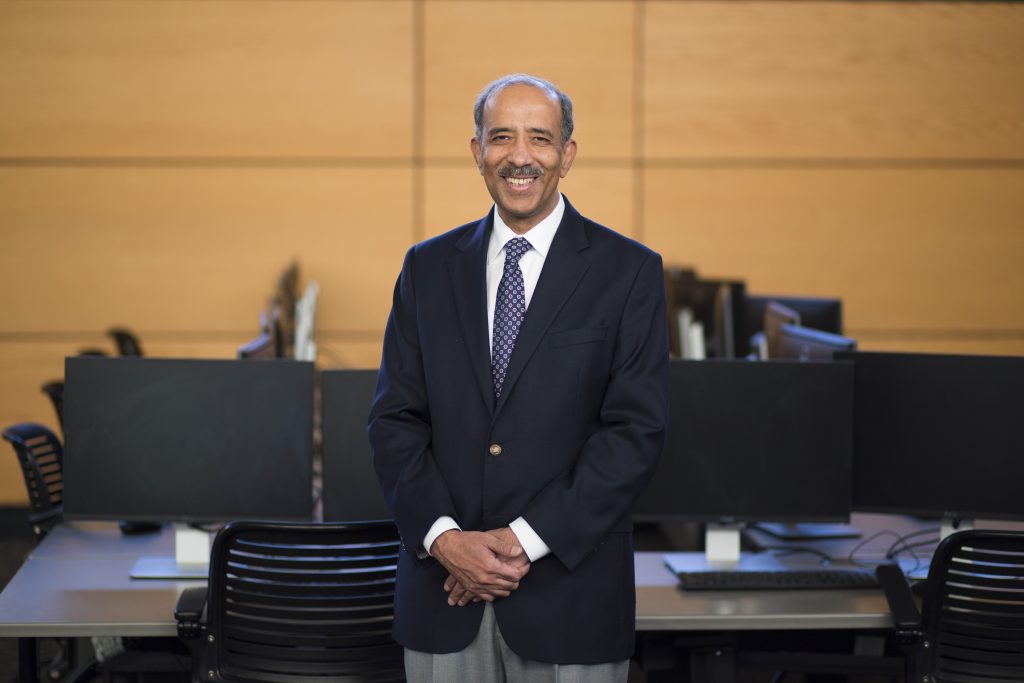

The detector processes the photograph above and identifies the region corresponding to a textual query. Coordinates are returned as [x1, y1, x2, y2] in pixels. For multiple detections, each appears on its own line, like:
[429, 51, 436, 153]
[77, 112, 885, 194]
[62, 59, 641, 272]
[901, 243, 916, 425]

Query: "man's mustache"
[497, 165, 545, 178]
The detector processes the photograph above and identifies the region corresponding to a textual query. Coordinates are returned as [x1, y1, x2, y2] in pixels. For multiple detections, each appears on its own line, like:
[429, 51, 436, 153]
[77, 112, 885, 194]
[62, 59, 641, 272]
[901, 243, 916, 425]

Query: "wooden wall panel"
[422, 1, 635, 159]
[856, 337, 1024, 358]
[422, 165, 637, 240]
[645, 2, 1024, 159]
[0, 1, 413, 157]
[645, 168, 1024, 334]
[1, 0, 1022, 505]
[0, 168, 413, 334]
[420, 166, 491, 237]
[318, 339, 384, 370]
[0, 342, 68, 505]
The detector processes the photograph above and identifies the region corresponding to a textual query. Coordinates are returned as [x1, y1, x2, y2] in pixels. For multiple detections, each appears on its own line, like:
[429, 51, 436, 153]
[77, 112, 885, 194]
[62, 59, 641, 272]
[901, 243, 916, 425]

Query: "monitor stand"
[940, 515, 973, 541]
[752, 522, 862, 541]
[664, 523, 751, 573]
[705, 523, 741, 565]
[130, 523, 211, 579]
[664, 523, 849, 574]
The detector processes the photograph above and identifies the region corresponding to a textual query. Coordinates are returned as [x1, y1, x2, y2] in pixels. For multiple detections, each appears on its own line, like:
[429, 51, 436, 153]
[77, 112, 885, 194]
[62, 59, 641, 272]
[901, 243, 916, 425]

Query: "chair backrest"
[2, 423, 64, 536]
[919, 529, 1024, 682]
[108, 328, 144, 356]
[40, 381, 65, 431]
[202, 520, 404, 683]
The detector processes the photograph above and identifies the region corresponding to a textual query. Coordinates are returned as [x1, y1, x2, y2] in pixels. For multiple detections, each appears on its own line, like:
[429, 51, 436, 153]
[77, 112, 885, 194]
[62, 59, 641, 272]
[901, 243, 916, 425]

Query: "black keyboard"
[676, 569, 880, 591]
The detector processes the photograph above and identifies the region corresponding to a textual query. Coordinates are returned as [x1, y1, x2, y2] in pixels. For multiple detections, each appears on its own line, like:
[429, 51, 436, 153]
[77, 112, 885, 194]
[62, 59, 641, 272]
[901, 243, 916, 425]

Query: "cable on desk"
[885, 529, 939, 558]
[846, 529, 902, 566]
[845, 527, 939, 575]
[886, 532, 940, 575]
[893, 538, 940, 554]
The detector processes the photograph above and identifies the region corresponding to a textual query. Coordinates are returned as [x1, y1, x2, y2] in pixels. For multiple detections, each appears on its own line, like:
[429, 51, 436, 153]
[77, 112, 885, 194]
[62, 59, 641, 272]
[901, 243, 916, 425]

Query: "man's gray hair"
[473, 74, 574, 146]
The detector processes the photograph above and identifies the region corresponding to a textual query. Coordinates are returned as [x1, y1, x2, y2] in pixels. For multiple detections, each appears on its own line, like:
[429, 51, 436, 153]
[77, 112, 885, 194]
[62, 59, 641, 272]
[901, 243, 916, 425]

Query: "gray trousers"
[404, 603, 629, 683]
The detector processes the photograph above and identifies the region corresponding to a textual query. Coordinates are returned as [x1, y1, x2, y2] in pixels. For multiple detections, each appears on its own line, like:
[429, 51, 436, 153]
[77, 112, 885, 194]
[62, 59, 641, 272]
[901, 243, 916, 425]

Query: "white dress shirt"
[422, 196, 566, 563]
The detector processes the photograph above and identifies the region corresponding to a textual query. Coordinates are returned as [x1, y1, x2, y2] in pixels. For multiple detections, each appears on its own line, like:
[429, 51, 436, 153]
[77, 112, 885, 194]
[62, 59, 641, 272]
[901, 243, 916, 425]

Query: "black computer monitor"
[664, 268, 748, 358]
[320, 369, 391, 522]
[635, 359, 853, 522]
[237, 307, 284, 359]
[839, 351, 1024, 531]
[635, 359, 854, 562]
[237, 331, 276, 359]
[763, 301, 801, 359]
[744, 295, 843, 343]
[63, 356, 315, 576]
[272, 261, 300, 359]
[776, 323, 857, 361]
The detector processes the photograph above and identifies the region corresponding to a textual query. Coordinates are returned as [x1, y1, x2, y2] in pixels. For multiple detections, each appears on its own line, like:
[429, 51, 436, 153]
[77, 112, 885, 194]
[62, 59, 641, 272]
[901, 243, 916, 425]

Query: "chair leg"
[690, 645, 737, 683]
[18, 638, 38, 683]
[42, 637, 72, 681]
[62, 658, 99, 683]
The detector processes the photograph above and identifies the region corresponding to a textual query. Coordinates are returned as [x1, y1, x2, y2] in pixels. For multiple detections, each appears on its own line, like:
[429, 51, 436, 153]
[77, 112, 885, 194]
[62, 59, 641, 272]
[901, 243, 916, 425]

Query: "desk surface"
[0, 517, 927, 638]
[0, 523, 195, 637]
[634, 552, 892, 631]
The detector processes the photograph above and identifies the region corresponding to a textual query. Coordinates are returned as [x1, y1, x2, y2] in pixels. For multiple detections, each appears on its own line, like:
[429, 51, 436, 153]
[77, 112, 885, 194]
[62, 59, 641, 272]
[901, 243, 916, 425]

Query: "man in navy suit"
[369, 73, 669, 682]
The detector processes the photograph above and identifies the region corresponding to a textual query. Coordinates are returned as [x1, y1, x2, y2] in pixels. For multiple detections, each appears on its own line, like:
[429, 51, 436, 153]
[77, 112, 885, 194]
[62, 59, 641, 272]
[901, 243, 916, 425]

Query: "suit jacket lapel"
[447, 212, 494, 415]
[495, 199, 590, 417]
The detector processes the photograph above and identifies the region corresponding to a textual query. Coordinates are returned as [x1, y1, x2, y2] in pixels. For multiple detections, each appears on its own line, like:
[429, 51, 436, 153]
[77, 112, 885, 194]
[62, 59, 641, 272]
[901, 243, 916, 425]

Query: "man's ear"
[470, 137, 484, 174]
[559, 139, 577, 178]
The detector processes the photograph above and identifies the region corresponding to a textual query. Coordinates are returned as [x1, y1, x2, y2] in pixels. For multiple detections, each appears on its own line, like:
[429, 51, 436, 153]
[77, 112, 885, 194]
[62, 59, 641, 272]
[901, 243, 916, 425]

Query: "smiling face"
[471, 84, 577, 234]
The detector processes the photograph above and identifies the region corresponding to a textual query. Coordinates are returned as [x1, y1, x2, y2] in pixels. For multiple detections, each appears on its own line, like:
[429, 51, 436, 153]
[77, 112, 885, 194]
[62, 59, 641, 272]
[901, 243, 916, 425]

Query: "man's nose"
[508, 137, 533, 167]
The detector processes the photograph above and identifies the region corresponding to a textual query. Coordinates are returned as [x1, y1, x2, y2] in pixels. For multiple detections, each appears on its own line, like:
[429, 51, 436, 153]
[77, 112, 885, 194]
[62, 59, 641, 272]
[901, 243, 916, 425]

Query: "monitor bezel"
[837, 350, 1024, 523]
[633, 358, 854, 525]
[776, 323, 857, 361]
[63, 356, 315, 525]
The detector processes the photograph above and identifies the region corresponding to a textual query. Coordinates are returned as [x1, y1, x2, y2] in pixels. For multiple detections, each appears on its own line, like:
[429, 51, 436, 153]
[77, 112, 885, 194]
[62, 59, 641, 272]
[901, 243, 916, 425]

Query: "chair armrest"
[875, 564, 921, 635]
[174, 586, 208, 639]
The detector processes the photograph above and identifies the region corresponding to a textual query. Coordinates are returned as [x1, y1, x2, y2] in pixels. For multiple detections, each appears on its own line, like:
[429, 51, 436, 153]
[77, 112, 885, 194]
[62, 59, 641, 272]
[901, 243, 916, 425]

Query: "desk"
[0, 523, 192, 639]
[636, 552, 892, 632]
[14, 515, 1016, 682]
[1, 520, 903, 639]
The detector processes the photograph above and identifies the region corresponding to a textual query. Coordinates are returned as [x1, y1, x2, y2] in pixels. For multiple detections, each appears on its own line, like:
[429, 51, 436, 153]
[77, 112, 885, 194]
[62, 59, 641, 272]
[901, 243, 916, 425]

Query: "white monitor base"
[130, 556, 208, 580]
[129, 523, 211, 579]
[940, 517, 973, 541]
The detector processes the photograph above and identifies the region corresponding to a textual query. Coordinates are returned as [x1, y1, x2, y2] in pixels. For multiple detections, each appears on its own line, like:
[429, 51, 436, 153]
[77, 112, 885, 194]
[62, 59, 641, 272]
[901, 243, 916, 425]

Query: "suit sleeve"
[521, 250, 670, 571]
[367, 246, 458, 555]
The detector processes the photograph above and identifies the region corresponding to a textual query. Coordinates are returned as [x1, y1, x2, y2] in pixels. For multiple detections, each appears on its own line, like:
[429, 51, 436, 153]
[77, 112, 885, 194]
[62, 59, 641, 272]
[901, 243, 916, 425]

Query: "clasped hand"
[430, 527, 531, 607]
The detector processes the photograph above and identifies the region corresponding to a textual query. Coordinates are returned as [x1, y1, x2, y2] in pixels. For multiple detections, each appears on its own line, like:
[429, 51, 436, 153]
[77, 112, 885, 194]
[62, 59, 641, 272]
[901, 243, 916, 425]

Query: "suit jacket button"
[489, 443, 502, 457]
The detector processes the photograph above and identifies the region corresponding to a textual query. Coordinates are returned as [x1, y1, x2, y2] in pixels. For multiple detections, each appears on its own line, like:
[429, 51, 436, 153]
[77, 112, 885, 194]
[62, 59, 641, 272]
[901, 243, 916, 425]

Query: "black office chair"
[2, 423, 64, 539]
[108, 327, 144, 356]
[1, 422, 79, 680]
[876, 529, 1024, 683]
[40, 380, 66, 432]
[175, 520, 405, 683]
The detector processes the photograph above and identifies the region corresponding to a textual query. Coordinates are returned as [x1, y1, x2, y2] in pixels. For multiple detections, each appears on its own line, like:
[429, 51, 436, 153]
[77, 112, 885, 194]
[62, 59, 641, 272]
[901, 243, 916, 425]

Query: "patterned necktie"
[492, 237, 532, 400]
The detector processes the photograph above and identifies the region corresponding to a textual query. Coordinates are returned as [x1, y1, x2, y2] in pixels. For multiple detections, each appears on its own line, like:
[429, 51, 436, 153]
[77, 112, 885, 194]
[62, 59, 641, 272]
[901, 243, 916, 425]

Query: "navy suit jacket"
[368, 196, 669, 664]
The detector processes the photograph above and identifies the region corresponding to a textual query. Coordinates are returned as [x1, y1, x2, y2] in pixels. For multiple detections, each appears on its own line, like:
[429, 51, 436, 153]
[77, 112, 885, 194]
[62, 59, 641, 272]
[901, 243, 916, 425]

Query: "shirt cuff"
[422, 516, 461, 559]
[509, 517, 551, 562]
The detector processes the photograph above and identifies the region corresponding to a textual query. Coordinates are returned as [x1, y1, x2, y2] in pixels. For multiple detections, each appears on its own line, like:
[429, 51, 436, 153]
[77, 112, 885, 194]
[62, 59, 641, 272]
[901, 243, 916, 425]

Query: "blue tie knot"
[505, 237, 532, 263]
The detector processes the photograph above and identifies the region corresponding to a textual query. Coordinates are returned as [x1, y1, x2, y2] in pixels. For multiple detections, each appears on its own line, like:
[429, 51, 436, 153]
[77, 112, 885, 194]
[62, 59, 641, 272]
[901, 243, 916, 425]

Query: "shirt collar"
[487, 194, 565, 264]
